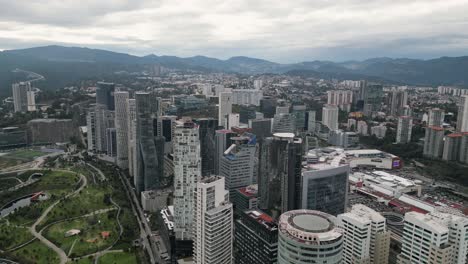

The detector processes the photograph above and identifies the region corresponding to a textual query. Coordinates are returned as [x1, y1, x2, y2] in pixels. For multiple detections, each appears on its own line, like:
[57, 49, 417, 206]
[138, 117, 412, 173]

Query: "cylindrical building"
[278, 210, 343, 264]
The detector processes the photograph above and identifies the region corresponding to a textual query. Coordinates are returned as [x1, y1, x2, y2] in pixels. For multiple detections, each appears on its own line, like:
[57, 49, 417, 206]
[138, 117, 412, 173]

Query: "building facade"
[193, 176, 233, 264]
[396, 116, 413, 144]
[114, 91, 129, 169]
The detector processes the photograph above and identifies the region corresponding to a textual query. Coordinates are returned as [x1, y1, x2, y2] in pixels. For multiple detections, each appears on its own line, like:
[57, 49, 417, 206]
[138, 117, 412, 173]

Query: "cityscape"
[1, 1, 468, 264]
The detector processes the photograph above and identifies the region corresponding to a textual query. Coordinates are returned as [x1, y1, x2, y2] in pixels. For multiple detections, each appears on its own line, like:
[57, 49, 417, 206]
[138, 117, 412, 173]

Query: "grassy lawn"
[0, 149, 46, 168]
[98, 252, 138, 264]
[44, 212, 120, 258]
[11, 240, 60, 264]
[42, 185, 113, 227]
[68, 257, 94, 264]
[0, 222, 34, 250]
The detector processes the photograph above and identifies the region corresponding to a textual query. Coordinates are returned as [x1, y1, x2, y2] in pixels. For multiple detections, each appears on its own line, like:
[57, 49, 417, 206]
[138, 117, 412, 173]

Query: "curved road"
[29, 172, 88, 264]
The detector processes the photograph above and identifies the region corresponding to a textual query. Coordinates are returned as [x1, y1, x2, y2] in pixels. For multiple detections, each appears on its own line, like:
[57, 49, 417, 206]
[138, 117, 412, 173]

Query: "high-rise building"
[442, 133, 462, 161]
[12, 82, 34, 113]
[396, 116, 413, 144]
[258, 133, 302, 215]
[127, 99, 137, 178]
[95, 105, 115, 152]
[277, 210, 344, 264]
[232, 89, 263, 106]
[228, 113, 240, 129]
[423, 126, 445, 159]
[358, 80, 368, 105]
[371, 125, 387, 139]
[397, 211, 468, 264]
[387, 90, 408, 117]
[456, 95, 468, 132]
[459, 133, 468, 164]
[428, 108, 445, 127]
[292, 105, 307, 131]
[337, 204, 390, 264]
[253, 79, 264, 90]
[306, 111, 316, 133]
[300, 164, 349, 216]
[194, 118, 218, 176]
[106, 128, 117, 157]
[357, 120, 368, 135]
[96, 82, 115, 110]
[260, 97, 277, 118]
[86, 110, 97, 151]
[234, 209, 278, 264]
[322, 105, 339, 131]
[114, 91, 129, 169]
[348, 118, 357, 131]
[155, 115, 176, 154]
[327, 90, 353, 112]
[219, 92, 233, 128]
[328, 130, 359, 148]
[219, 134, 256, 195]
[233, 185, 258, 213]
[249, 118, 272, 140]
[272, 113, 295, 133]
[214, 129, 236, 175]
[173, 121, 201, 240]
[193, 176, 233, 264]
[135, 92, 163, 193]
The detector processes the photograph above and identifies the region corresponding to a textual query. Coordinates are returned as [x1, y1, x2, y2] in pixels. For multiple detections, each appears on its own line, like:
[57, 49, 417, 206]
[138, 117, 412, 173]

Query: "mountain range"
[1, 45, 468, 96]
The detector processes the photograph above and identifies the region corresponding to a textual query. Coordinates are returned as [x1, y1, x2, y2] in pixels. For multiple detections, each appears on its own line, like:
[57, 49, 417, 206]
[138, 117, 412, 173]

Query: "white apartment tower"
[428, 108, 445, 127]
[173, 121, 202, 240]
[457, 95, 468, 132]
[396, 116, 413, 143]
[193, 176, 233, 264]
[114, 91, 129, 169]
[219, 92, 233, 128]
[12, 82, 34, 113]
[322, 104, 339, 131]
[398, 211, 468, 264]
[338, 204, 390, 264]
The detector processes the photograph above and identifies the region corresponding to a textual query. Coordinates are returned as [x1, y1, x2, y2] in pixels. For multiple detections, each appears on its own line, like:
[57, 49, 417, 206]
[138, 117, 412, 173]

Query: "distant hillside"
[1, 45, 468, 96]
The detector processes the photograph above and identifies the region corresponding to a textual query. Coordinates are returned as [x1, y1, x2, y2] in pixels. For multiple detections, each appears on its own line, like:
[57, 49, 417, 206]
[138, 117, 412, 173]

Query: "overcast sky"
[1, 0, 468, 63]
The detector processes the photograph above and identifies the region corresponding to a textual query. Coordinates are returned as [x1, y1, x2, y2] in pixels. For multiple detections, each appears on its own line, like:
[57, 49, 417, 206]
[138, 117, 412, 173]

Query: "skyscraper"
[106, 128, 117, 157]
[95, 105, 115, 152]
[322, 104, 339, 131]
[458, 133, 468, 164]
[272, 113, 295, 133]
[234, 209, 278, 264]
[219, 134, 256, 195]
[155, 115, 176, 154]
[423, 126, 445, 159]
[193, 176, 233, 264]
[388, 90, 408, 117]
[219, 92, 233, 128]
[397, 211, 468, 264]
[127, 99, 137, 179]
[442, 133, 462, 161]
[135, 92, 163, 193]
[277, 210, 343, 264]
[306, 111, 316, 133]
[260, 97, 277, 118]
[96, 82, 115, 110]
[338, 204, 390, 264]
[248, 118, 272, 140]
[173, 121, 201, 240]
[327, 90, 353, 112]
[300, 164, 349, 216]
[114, 91, 129, 169]
[396, 116, 413, 143]
[86, 110, 97, 151]
[12, 82, 33, 113]
[194, 118, 218, 176]
[428, 108, 445, 127]
[258, 133, 302, 216]
[214, 129, 236, 175]
[456, 95, 468, 132]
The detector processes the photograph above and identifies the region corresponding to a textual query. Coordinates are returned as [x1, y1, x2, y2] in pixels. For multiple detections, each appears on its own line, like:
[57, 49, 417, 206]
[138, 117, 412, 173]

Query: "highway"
[116, 169, 167, 264]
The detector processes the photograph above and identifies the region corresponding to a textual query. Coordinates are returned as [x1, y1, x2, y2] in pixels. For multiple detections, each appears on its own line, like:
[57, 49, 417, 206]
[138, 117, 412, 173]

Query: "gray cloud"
[1, 0, 468, 62]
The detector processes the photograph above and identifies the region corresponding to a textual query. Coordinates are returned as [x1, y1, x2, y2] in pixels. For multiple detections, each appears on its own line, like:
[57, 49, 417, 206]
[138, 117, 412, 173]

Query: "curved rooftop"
[273, 132, 295, 139]
[279, 210, 342, 244]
